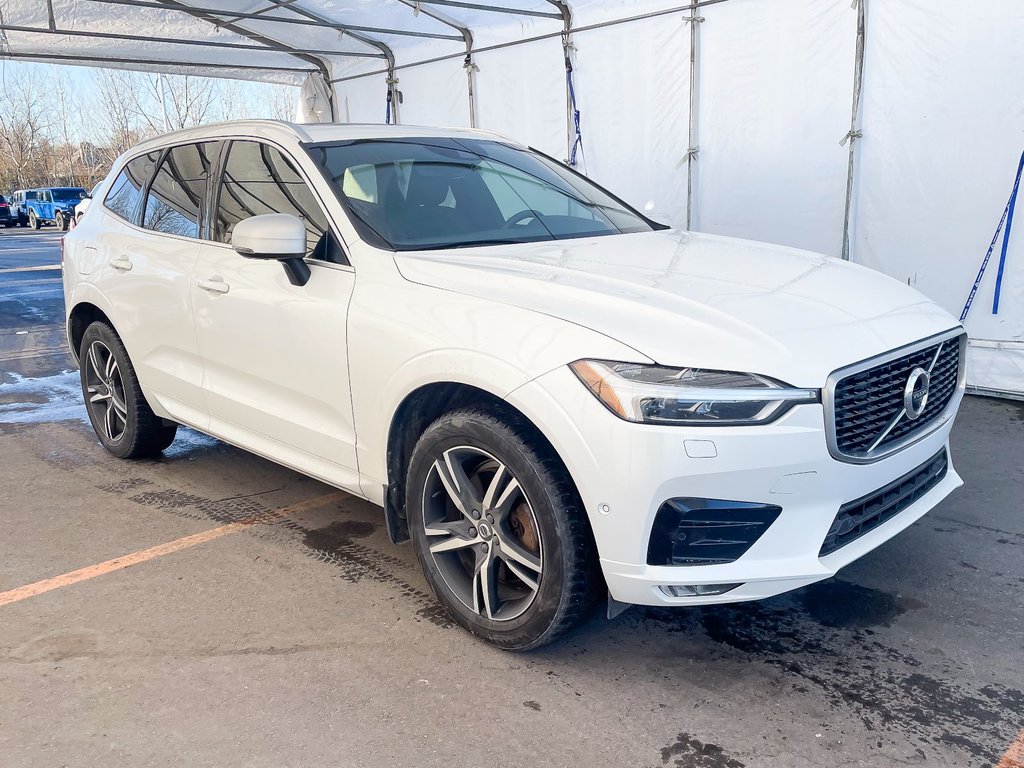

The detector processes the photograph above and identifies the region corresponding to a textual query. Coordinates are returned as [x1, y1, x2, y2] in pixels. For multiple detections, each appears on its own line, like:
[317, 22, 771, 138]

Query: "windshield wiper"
[412, 238, 538, 251]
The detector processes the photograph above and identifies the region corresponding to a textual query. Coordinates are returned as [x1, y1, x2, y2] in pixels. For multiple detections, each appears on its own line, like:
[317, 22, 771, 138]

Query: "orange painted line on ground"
[997, 728, 1024, 768]
[0, 490, 349, 609]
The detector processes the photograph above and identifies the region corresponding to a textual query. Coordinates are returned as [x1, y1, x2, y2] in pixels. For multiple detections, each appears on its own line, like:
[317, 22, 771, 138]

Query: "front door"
[190, 139, 359, 489]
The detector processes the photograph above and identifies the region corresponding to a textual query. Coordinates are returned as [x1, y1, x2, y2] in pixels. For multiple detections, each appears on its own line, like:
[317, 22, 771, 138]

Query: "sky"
[0, 59, 299, 141]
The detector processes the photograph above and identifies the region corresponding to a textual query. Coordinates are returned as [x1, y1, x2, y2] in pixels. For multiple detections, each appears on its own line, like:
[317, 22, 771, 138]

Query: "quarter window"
[215, 141, 329, 258]
[143, 143, 213, 238]
[104, 152, 159, 224]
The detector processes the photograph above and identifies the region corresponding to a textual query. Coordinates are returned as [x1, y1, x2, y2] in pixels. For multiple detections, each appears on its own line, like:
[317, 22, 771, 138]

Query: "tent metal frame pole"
[841, 0, 866, 261]
[0, 50, 314, 73]
[257, 0, 400, 123]
[44, 0, 57, 31]
[414, 1, 561, 20]
[685, 6, 703, 230]
[0, 23, 385, 58]
[80, 0, 463, 40]
[548, 1, 575, 165]
[396, 0, 477, 127]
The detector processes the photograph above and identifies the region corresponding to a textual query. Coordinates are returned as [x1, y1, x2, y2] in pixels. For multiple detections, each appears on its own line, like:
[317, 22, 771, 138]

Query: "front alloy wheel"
[407, 408, 600, 650]
[422, 446, 543, 622]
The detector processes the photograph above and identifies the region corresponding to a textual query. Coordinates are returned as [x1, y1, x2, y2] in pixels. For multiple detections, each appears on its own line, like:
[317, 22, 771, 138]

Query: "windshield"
[308, 138, 663, 251]
[52, 188, 87, 200]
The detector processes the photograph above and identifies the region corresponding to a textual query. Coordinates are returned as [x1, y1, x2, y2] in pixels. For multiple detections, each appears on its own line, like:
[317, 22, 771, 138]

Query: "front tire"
[79, 321, 177, 458]
[55, 211, 66, 231]
[407, 408, 600, 650]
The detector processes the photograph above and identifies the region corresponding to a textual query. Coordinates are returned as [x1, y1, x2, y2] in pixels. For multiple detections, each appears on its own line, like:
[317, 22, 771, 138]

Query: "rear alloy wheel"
[408, 409, 599, 650]
[79, 321, 177, 458]
[28, 211, 39, 230]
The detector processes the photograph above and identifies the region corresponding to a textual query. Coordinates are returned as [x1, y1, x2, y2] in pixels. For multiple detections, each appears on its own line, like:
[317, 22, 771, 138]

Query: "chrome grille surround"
[824, 328, 967, 464]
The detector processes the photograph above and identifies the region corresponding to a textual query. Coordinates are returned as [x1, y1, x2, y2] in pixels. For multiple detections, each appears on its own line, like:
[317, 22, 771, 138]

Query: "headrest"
[406, 163, 455, 207]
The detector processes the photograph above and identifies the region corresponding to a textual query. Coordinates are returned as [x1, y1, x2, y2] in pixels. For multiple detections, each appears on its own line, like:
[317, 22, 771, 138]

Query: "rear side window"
[142, 143, 213, 238]
[214, 141, 328, 257]
[104, 152, 159, 223]
[26, 190, 38, 200]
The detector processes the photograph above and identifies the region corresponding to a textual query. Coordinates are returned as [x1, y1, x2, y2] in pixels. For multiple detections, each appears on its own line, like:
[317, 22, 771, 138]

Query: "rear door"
[190, 138, 359, 489]
[98, 143, 216, 427]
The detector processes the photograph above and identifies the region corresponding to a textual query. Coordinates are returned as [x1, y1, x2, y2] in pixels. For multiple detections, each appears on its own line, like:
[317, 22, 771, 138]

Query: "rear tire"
[28, 211, 39, 230]
[407, 407, 600, 650]
[79, 321, 177, 459]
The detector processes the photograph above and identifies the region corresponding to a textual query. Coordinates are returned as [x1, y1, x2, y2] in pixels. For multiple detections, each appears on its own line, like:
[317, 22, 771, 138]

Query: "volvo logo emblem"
[903, 367, 930, 420]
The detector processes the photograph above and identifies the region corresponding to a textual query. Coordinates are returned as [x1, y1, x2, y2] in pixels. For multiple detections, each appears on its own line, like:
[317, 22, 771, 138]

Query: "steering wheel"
[504, 209, 549, 228]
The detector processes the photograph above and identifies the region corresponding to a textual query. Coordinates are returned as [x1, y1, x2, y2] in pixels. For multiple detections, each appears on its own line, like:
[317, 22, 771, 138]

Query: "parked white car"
[63, 121, 966, 649]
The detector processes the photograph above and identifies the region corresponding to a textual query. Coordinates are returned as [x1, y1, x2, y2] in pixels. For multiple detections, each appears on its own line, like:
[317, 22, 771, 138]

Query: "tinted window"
[0, 195, 6, 204]
[52, 188, 87, 200]
[25, 191, 37, 200]
[215, 141, 328, 257]
[104, 152, 158, 223]
[143, 143, 212, 238]
[309, 138, 660, 251]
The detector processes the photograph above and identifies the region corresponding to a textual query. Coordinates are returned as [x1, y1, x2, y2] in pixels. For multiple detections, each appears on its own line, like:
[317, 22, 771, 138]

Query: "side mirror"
[230, 213, 311, 286]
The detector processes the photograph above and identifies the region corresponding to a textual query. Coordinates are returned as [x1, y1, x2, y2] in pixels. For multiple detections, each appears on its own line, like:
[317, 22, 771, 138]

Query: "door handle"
[197, 276, 230, 295]
[109, 257, 133, 272]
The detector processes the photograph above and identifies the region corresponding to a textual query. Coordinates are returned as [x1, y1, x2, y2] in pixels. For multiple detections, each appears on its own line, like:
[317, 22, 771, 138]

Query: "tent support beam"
[841, 0, 866, 261]
[0, 23, 385, 58]
[257, 0, 401, 122]
[548, 1, 577, 166]
[0, 50, 314, 73]
[396, 0, 477, 127]
[44, 0, 57, 31]
[80, 0, 463, 40]
[684, 6, 703, 230]
[414, 1, 561, 20]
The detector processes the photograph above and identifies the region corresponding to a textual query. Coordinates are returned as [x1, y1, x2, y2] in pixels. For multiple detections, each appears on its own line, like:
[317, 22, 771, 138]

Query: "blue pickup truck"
[20, 187, 88, 230]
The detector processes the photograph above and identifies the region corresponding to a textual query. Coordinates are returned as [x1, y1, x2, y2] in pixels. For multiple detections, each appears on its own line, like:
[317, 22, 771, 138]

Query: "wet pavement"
[0, 226, 1021, 767]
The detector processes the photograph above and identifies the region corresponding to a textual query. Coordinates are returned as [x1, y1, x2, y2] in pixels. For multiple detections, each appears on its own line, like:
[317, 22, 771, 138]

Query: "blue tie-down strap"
[386, 91, 392, 125]
[960, 148, 1024, 323]
[566, 65, 583, 167]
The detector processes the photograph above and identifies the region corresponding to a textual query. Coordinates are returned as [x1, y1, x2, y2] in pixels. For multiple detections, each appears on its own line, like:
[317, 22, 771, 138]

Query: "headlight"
[569, 360, 819, 425]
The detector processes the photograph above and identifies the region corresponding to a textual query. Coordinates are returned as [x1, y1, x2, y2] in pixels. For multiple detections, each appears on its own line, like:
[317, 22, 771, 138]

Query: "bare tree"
[0, 86, 52, 189]
[90, 69, 149, 166]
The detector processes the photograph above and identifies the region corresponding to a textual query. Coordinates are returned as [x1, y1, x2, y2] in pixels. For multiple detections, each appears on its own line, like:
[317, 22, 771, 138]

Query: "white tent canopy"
[2, 0, 1023, 396]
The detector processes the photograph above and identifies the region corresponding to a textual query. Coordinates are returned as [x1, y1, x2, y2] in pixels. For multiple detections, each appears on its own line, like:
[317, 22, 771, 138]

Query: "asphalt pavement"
[0, 226, 1021, 768]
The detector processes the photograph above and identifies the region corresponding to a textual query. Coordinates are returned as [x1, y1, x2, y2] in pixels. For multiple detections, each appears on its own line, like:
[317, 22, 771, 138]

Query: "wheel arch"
[67, 301, 116, 362]
[382, 381, 584, 546]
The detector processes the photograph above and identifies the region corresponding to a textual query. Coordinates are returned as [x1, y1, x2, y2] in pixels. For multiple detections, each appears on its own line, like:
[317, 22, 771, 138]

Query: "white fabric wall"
[474, 38, 565, 159]
[396, 59, 471, 129]
[572, 15, 690, 226]
[854, 0, 1024, 395]
[696, 0, 855, 257]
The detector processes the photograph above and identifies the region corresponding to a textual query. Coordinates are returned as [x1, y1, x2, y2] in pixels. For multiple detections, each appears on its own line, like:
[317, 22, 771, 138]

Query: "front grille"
[819, 449, 948, 556]
[830, 332, 963, 461]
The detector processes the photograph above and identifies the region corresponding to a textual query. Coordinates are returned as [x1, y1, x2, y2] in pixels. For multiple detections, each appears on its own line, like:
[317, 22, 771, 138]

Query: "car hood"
[394, 230, 959, 387]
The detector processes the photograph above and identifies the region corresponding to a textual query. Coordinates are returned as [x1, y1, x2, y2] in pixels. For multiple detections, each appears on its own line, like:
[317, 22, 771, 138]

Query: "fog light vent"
[660, 583, 742, 598]
[647, 497, 781, 566]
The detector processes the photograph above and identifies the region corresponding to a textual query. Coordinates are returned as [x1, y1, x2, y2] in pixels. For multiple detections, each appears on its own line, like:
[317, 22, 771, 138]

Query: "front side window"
[143, 143, 213, 238]
[308, 137, 662, 251]
[215, 141, 329, 258]
[104, 152, 159, 224]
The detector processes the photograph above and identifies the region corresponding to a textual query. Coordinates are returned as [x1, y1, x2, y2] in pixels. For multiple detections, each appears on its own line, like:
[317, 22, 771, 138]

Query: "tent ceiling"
[0, 0, 578, 84]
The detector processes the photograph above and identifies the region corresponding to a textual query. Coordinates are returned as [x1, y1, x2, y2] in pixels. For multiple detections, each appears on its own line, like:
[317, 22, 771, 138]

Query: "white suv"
[63, 121, 966, 649]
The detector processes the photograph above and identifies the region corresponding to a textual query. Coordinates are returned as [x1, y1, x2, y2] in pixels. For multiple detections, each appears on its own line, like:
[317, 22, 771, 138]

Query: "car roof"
[126, 119, 522, 155]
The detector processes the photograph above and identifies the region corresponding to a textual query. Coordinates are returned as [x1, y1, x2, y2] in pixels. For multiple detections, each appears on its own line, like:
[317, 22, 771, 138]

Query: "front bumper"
[506, 365, 964, 607]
